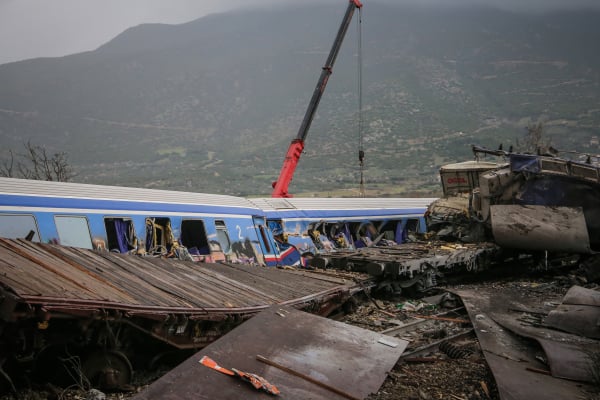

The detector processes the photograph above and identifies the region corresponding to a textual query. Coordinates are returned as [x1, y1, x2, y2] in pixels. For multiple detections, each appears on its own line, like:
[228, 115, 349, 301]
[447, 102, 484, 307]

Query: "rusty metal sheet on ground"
[453, 288, 598, 400]
[490, 205, 591, 253]
[133, 306, 408, 400]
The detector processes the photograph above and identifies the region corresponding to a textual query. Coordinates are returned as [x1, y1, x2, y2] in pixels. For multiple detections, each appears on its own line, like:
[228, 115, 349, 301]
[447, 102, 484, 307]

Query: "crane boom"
[272, 0, 363, 198]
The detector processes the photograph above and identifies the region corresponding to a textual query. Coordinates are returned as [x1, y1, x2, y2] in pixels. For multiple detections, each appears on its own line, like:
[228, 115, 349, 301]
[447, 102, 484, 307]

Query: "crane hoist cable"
[271, 0, 363, 198]
[356, 6, 365, 197]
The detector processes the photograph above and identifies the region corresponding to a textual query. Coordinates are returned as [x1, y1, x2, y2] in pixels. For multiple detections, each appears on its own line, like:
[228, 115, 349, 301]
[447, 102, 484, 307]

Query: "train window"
[258, 225, 271, 253]
[55, 216, 93, 249]
[215, 220, 231, 253]
[308, 222, 336, 251]
[379, 221, 398, 242]
[0, 214, 40, 241]
[406, 219, 420, 232]
[267, 220, 283, 234]
[104, 218, 137, 253]
[180, 219, 210, 255]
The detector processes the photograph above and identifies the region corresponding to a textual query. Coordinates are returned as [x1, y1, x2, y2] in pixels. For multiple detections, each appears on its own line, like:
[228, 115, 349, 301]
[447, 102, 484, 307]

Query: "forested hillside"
[1, 2, 598, 196]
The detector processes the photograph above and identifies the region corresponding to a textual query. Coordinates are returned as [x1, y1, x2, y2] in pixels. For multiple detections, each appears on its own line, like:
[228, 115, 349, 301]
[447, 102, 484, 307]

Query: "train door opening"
[214, 220, 231, 254]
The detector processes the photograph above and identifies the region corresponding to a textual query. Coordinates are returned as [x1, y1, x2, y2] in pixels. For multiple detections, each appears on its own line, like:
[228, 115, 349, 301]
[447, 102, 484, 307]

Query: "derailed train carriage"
[0, 177, 434, 391]
[250, 196, 434, 266]
[0, 178, 433, 268]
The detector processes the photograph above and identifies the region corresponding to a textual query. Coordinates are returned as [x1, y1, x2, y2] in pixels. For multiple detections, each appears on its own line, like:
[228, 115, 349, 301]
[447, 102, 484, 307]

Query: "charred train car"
[427, 146, 600, 272]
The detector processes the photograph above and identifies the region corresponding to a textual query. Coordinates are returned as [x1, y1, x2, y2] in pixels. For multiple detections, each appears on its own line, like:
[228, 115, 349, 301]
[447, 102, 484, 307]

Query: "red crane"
[272, 0, 363, 198]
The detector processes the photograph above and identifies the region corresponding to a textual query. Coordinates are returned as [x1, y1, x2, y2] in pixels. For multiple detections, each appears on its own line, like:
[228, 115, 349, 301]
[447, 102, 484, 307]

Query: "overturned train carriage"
[479, 153, 600, 253]
[0, 177, 437, 391]
[250, 196, 435, 263]
[0, 177, 434, 268]
[0, 177, 273, 265]
[0, 238, 365, 391]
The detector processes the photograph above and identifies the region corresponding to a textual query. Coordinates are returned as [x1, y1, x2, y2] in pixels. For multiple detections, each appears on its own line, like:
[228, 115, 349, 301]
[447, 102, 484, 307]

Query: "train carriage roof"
[249, 197, 437, 219]
[0, 177, 437, 219]
[0, 177, 261, 214]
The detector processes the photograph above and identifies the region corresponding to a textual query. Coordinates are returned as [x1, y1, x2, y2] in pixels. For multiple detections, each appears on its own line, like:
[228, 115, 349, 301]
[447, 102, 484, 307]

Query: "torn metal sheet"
[133, 306, 408, 400]
[559, 285, 600, 306]
[490, 205, 591, 253]
[490, 310, 598, 382]
[0, 238, 367, 348]
[310, 241, 500, 291]
[454, 287, 598, 400]
[544, 285, 600, 339]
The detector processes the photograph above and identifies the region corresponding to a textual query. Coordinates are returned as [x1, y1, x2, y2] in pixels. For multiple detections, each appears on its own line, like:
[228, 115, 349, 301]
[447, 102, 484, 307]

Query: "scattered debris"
[2, 242, 598, 400]
[454, 284, 600, 399]
[199, 356, 280, 395]
[133, 306, 408, 399]
[0, 239, 368, 391]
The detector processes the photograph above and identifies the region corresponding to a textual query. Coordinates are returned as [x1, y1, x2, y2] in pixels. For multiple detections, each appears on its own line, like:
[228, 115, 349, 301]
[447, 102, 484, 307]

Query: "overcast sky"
[1, 0, 599, 66]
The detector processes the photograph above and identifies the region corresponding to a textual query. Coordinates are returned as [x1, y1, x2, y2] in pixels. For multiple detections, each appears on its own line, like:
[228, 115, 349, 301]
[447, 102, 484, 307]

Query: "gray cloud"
[1, 0, 598, 65]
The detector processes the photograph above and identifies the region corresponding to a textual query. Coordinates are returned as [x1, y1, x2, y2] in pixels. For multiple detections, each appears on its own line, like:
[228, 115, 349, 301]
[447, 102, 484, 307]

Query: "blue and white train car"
[249, 197, 436, 266]
[0, 177, 436, 268]
[0, 177, 277, 265]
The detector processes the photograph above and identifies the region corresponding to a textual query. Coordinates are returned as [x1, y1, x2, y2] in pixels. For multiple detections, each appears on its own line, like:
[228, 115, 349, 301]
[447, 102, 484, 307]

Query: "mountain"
[1, 3, 599, 196]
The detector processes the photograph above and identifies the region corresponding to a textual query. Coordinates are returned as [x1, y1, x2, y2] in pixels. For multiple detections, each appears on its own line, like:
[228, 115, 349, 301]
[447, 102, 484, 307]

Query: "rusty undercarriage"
[0, 238, 367, 391]
[309, 241, 502, 295]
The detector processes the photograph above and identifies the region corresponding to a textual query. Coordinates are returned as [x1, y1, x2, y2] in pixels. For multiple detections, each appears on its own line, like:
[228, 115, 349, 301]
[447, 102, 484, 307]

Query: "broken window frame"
[180, 219, 211, 256]
[104, 217, 137, 253]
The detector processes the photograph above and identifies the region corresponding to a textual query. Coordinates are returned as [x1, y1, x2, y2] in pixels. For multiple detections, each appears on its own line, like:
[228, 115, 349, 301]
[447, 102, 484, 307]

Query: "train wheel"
[82, 350, 133, 391]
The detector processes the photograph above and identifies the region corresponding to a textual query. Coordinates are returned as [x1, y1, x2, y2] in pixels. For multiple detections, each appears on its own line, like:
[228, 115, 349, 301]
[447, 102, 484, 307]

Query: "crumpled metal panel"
[134, 306, 408, 400]
[454, 287, 598, 400]
[0, 238, 365, 337]
[0, 238, 358, 312]
[544, 285, 600, 339]
[490, 205, 591, 253]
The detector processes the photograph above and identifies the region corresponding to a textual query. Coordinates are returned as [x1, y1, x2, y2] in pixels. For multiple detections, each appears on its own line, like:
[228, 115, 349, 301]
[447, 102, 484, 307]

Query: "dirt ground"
[1, 266, 599, 400]
[360, 268, 600, 400]
[344, 297, 499, 400]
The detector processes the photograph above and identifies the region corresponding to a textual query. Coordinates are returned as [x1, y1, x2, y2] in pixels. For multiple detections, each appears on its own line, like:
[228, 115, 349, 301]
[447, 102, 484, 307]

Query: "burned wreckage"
[309, 145, 600, 297]
[0, 147, 597, 394]
[428, 145, 599, 266]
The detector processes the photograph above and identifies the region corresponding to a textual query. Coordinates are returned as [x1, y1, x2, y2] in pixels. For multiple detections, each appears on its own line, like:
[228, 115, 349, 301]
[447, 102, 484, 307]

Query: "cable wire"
[356, 7, 365, 197]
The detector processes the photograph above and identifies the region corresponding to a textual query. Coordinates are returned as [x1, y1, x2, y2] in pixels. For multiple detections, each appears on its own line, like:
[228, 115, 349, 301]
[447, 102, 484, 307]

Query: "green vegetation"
[0, 3, 599, 197]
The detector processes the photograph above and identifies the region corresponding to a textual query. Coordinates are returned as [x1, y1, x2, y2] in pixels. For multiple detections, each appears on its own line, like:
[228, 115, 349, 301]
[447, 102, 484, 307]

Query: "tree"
[0, 141, 74, 181]
[518, 122, 554, 155]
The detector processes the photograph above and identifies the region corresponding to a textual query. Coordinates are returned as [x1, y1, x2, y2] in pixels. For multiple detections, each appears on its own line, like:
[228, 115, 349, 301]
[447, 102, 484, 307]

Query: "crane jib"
[272, 0, 362, 198]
